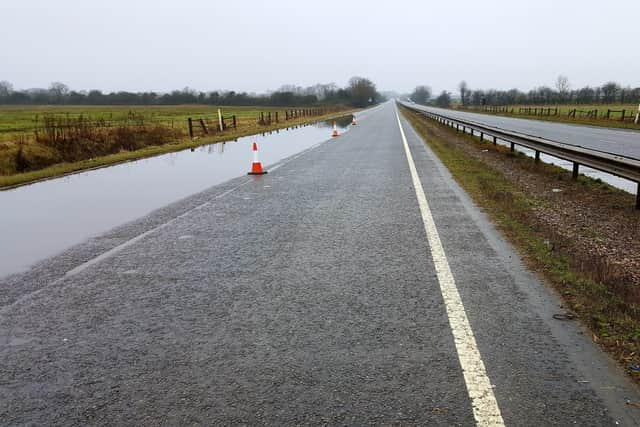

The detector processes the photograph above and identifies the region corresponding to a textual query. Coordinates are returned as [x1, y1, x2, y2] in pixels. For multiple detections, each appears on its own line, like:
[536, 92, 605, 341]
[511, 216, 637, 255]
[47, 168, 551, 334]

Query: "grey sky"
[2, 0, 638, 94]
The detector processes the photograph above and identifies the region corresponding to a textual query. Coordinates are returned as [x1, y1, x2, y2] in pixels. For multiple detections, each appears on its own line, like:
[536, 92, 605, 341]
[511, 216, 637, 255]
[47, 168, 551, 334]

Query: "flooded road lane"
[0, 118, 352, 278]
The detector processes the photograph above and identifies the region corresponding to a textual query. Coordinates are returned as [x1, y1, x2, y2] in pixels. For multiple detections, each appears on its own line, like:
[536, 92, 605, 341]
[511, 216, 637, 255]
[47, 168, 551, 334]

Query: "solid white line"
[395, 109, 505, 426]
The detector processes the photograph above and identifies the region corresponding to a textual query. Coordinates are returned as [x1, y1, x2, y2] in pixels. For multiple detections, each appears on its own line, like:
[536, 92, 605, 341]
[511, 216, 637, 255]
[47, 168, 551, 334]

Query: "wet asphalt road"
[407, 104, 640, 160]
[1, 101, 639, 425]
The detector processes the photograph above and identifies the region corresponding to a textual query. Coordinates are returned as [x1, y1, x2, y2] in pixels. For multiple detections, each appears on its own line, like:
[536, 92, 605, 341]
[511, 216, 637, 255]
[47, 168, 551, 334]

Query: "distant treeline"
[0, 77, 382, 108]
[410, 77, 640, 108]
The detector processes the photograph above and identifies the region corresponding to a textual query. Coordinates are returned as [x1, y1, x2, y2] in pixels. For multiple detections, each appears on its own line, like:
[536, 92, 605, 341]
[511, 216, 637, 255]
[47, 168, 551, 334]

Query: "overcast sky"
[2, 0, 638, 94]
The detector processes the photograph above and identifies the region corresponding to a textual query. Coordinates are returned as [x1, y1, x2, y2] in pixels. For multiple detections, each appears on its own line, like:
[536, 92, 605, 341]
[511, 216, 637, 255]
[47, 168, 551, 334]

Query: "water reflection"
[0, 119, 352, 278]
[319, 115, 354, 128]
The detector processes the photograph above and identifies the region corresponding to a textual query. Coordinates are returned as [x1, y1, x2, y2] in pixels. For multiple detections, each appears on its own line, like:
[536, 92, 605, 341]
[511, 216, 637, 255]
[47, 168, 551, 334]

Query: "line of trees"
[409, 77, 640, 108]
[410, 86, 452, 108]
[457, 76, 640, 107]
[0, 77, 382, 107]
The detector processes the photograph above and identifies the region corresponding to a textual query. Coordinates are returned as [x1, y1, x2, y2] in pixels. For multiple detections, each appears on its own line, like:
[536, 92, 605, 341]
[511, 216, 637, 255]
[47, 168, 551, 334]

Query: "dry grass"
[0, 107, 355, 189]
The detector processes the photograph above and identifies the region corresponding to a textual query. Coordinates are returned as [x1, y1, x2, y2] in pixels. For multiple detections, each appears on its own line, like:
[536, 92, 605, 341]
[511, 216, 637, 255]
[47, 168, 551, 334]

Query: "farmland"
[456, 104, 640, 130]
[0, 104, 351, 188]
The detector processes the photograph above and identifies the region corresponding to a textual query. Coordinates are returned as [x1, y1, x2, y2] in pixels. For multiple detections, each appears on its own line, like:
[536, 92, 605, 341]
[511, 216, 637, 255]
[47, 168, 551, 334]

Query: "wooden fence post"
[188, 118, 193, 138]
[199, 119, 208, 134]
[232, 115, 237, 129]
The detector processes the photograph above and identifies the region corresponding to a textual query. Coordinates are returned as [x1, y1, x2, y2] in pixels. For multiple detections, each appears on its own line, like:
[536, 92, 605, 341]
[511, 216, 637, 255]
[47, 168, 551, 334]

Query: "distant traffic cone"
[352, 115, 357, 125]
[248, 142, 267, 175]
[332, 121, 339, 137]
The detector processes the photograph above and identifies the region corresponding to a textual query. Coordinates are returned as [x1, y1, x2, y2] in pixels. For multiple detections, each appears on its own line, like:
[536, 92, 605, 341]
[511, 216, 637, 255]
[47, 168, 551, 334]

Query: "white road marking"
[395, 109, 505, 426]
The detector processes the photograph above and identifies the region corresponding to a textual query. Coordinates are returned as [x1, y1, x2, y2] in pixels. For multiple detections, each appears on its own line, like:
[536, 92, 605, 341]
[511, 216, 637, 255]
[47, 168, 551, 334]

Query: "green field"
[0, 105, 292, 143]
[459, 104, 640, 130]
[0, 104, 351, 188]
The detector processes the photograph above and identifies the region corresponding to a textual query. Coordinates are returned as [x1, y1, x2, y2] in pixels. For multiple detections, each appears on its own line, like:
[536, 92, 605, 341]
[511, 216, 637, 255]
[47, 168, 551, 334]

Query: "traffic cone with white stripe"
[352, 115, 357, 125]
[332, 121, 339, 137]
[248, 142, 267, 175]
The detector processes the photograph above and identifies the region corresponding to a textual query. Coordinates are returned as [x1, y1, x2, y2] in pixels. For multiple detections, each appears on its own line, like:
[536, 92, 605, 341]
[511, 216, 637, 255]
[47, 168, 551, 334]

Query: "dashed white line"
[395, 108, 505, 426]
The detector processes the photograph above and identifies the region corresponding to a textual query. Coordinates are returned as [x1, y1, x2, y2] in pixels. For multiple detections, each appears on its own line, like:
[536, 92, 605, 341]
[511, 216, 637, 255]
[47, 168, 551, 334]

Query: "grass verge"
[400, 104, 640, 380]
[454, 105, 640, 131]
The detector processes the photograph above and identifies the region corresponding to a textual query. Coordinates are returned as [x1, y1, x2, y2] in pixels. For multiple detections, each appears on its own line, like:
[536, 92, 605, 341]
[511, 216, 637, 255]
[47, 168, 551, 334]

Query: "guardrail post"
[492, 136, 497, 145]
[636, 183, 640, 210]
[572, 162, 579, 179]
[480, 132, 484, 141]
[535, 150, 540, 163]
[510, 142, 515, 152]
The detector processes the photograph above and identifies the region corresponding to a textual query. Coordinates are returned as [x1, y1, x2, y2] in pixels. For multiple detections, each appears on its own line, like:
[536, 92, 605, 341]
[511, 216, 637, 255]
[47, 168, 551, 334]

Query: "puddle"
[0, 117, 353, 278]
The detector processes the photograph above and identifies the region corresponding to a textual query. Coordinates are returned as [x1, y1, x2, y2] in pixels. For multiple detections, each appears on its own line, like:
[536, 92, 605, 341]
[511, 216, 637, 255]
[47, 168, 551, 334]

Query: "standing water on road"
[0, 118, 353, 278]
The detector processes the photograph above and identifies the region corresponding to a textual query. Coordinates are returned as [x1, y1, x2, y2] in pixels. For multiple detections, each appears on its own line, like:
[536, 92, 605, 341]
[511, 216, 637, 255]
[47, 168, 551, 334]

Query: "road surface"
[406, 103, 640, 160]
[1, 101, 639, 425]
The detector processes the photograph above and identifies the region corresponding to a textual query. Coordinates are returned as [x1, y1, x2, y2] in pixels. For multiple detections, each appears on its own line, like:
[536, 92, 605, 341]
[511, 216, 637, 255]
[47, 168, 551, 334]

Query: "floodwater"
[0, 117, 353, 278]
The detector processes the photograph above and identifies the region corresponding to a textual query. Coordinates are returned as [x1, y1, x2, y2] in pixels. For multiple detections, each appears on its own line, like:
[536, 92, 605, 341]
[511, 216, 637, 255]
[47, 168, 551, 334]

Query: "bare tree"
[601, 82, 620, 103]
[0, 80, 13, 97]
[410, 85, 432, 105]
[348, 76, 377, 107]
[458, 81, 469, 106]
[48, 81, 69, 103]
[435, 91, 452, 108]
[555, 75, 570, 103]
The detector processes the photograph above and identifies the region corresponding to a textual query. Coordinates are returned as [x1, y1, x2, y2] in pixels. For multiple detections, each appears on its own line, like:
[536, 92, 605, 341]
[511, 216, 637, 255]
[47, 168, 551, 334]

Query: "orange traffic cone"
[248, 142, 267, 175]
[352, 116, 357, 125]
[332, 121, 339, 137]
